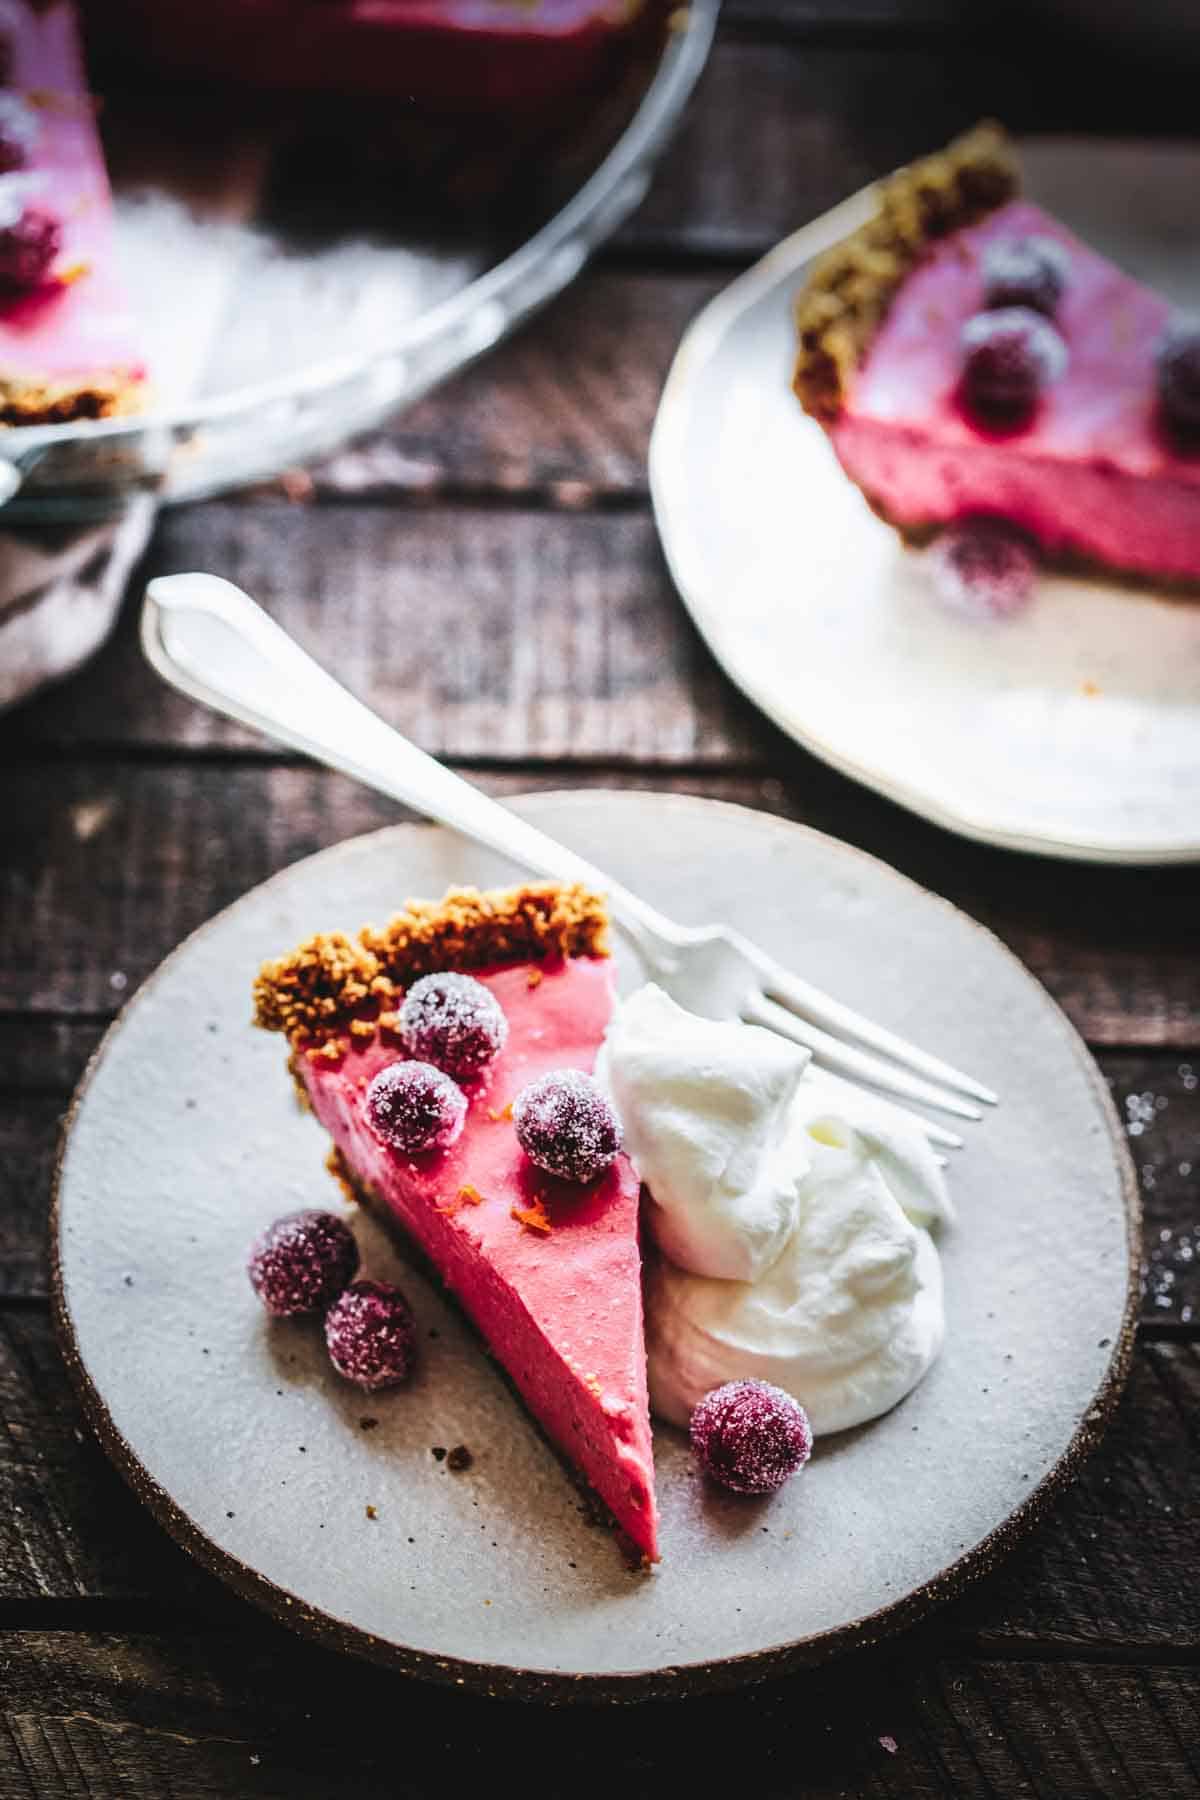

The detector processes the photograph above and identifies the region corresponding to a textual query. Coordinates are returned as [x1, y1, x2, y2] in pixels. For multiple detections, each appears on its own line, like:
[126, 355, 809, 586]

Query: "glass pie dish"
[0, 0, 717, 521]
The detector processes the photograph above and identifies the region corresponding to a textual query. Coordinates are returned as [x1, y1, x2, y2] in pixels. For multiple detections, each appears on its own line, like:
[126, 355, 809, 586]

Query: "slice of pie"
[85, 1, 653, 113]
[0, 2, 147, 426]
[792, 123, 1200, 588]
[253, 882, 660, 1565]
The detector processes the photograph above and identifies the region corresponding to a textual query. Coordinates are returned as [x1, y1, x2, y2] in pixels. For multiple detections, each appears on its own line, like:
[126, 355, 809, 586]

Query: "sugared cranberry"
[398, 972, 507, 1079]
[690, 1380, 813, 1495]
[0, 204, 60, 293]
[0, 94, 38, 175]
[324, 1279, 417, 1389]
[926, 520, 1039, 620]
[1156, 315, 1200, 440]
[247, 1210, 359, 1317]
[960, 306, 1067, 421]
[512, 1069, 622, 1184]
[365, 1059, 467, 1155]
[981, 235, 1069, 317]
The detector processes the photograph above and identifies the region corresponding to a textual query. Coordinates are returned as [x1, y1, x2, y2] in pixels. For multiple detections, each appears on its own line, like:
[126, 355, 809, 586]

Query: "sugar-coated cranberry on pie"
[0, 1, 147, 426]
[792, 123, 1200, 589]
[253, 883, 660, 1565]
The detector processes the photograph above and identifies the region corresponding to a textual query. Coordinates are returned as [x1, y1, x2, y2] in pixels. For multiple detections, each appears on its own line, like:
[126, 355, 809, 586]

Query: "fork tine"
[805, 1065, 966, 1153]
[751, 956, 998, 1107]
[744, 994, 985, 1123]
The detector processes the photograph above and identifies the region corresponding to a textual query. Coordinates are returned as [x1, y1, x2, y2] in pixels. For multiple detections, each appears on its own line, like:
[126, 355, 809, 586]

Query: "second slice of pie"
[792, 123, 1200, 588]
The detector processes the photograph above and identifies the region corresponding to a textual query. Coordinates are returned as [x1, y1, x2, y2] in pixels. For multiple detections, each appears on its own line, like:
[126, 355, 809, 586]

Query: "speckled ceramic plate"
[53, 792, 1138, 1700]
[650, 139, 1200, 864]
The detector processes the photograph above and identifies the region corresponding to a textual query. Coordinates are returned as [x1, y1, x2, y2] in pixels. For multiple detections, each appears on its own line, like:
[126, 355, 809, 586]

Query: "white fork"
[141, 574, 997, 1151]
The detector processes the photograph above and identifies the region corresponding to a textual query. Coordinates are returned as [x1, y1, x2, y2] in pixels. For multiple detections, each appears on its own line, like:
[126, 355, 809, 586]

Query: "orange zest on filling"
[511, 1198, 552, 1235]
[526, 968, 543, 989]
[436, 1183, 486, 1217]
[486, 1100, 515, 1123]
[57, 260, 91, 287]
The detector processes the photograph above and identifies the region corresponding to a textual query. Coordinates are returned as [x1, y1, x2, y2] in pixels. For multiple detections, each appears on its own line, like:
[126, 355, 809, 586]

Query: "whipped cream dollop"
[598, 985, 953, 1436]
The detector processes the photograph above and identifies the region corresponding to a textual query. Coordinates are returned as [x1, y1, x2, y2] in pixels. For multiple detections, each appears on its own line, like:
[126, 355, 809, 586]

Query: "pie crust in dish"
[0, 1, 147, 425]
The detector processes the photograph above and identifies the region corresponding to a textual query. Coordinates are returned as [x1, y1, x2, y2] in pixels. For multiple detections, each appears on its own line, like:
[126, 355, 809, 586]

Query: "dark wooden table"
[4, 5, 1200, 1795]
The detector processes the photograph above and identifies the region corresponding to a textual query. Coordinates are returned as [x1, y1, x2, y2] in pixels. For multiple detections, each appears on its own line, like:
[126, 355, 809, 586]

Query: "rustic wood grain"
[723, 0, 969, 32]
[1107, 1056, 1200, 1329]
[303, 269, 721, 505]
[9, 502, 760, 762]
[1, 1624, 1197, 1799]
[0, 1095, 61, 1302]
[618, 43, 978, 261]
[0, 1019, 106, 1095]
[0, 1310, 216, 1612]
[615, 39, 1200, 261]
[4, 760, 1199, 1048]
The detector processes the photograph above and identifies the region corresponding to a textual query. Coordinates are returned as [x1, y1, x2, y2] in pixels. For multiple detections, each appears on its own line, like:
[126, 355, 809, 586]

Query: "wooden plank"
[618, 44, 964, 262]
[3, 760, 1199, 1048]
[0, 1622, 1197, 1798]
[0, 1094, 65, 1301]
[723, 0, 968, 31]
[1107, 1055, 1200, 1328]
[0, 1310, 216, 1612]
[303, 269, 721, 504]
[10, 500, 759, 762]
[0, 1018, 106, 1093]
[615, 41, 1200, 261]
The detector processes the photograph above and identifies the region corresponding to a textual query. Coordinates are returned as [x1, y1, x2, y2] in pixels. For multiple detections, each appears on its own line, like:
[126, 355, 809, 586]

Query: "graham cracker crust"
[254, 881, 611, 1049]
[0, 367, 148, 427]
[792, 122, 1018, 423]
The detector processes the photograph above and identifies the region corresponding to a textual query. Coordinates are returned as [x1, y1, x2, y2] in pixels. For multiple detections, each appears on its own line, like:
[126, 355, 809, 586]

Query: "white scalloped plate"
[53, 793, 1137, 1699]
[650, 139, 1200, 864]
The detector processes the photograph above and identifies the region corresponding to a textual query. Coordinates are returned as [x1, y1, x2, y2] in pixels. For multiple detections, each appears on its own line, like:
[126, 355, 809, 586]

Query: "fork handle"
[141, 573, 683, 954]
